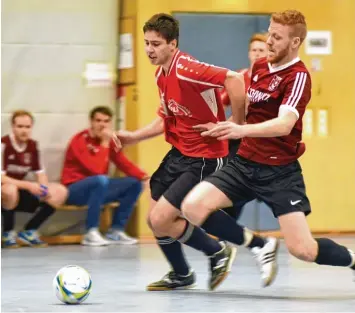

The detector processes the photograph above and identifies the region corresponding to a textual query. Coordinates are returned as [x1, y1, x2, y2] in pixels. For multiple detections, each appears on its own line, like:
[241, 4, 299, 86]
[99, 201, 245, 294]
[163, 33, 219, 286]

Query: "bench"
[41, 202, 118, 245]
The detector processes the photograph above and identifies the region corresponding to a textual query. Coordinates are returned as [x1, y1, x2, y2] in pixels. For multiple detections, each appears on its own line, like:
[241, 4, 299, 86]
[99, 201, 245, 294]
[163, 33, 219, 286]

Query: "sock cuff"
[177, 221, 194, 244]
[242, 228, 254, 247]
[348, 249, 355, 268]
[155, 236, 176, 245]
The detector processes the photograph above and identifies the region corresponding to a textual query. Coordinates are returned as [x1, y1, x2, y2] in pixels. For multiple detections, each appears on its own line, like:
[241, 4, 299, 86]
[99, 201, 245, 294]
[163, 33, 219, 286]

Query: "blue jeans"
[66, 175, 143, 230]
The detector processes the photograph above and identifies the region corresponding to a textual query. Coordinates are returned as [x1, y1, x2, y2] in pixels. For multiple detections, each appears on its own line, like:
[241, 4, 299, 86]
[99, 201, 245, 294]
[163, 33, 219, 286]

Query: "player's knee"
[129, 178, 143, 196]
[181, 194, 209, 224]
[1, 184, 19, 209]
[94, 175, 110, 188]
[47, 183, 68, 207]
[146, 214, 153, 230]
[181, 197, 196, 221]
[149, 209, 170, 234]
[286, 239, 318, 262]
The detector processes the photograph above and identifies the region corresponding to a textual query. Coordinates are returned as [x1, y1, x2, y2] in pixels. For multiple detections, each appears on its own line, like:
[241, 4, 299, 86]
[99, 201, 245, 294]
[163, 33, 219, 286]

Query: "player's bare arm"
[1, 174, 44, 196]
[117, 116, 164, 145]
[225, 70, 246, 125]
[201, 109, 297, 140]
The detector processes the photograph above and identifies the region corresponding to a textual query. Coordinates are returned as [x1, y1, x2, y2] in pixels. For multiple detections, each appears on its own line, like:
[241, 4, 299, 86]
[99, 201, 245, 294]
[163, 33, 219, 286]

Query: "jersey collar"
[268, 57, 300, 73]
[9, 133, 27, 153]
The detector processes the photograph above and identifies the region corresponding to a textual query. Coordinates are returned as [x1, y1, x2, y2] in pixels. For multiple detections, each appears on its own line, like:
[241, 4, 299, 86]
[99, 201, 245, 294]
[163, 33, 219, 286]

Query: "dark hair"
[11, 110, 34, 125]
[89, 106, 113, 120]
[143, 13, 179, 46]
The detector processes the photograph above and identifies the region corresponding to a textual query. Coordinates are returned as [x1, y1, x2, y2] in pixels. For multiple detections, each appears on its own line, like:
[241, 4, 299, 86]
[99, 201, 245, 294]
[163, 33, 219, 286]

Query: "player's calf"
[280, 212, 355, 278]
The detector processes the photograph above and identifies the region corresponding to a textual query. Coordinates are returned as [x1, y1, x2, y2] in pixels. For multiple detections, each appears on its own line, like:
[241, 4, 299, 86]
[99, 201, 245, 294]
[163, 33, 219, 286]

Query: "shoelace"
[162, 271, 183, 284]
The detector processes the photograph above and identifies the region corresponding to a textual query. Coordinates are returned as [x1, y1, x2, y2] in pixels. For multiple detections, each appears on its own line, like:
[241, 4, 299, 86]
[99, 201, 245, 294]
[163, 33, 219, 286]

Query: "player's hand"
[25, 182, 48, 198]
[115, 130, 138, 145]
[101, 128, 114, 143]
[192, 122, 216, 132]
[201, 121, 246, 140]
[141, 176, 150, 191]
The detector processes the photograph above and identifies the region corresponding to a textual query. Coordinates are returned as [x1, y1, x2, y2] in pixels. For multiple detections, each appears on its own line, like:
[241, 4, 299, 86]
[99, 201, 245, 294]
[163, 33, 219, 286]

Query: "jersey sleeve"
[279, 71, 311, 119]
[1, 142, 6, 174]
[33, 141, 45, 173]
[176, 55, 228, 91]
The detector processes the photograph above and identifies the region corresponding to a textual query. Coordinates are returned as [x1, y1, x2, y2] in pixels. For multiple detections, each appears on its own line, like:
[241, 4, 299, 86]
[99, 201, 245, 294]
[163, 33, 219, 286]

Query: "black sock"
[156, 236, 190, 276]
[1, 209, 15, 232]
[315, 238, 355, 268]
[201, 209, 265, 248]
[178, 220, 222, 256]
[247, 236, 266, 249]
[25, 203, 55, 230]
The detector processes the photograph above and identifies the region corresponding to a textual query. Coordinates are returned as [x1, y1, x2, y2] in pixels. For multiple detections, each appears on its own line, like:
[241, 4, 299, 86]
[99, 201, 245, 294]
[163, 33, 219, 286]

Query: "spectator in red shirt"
[61, 106, 148, 246]
[1, 110, 68, 248]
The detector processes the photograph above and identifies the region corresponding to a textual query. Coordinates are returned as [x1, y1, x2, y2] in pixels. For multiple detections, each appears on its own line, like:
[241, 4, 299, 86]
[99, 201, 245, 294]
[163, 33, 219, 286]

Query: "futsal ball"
[53, 265, 92, 304]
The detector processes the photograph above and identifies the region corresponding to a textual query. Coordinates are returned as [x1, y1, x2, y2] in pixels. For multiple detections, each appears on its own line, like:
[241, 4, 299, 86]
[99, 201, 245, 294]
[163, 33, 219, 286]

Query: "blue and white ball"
[53, 265, 92, 304]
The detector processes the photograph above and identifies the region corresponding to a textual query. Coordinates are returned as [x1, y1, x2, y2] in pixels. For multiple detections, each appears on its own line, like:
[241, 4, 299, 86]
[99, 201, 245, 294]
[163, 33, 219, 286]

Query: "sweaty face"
[248, 40, 268, 67]
[12, 116, 33, 143]
[144, 31, 176, 67]
[90, 112, 112, 138]
[266, 21, 293, 64]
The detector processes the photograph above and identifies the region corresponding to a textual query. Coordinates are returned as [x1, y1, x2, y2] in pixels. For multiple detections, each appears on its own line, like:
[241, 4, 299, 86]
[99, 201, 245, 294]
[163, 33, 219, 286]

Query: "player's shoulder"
[1, 134, 10, 145]
[284, 59, 311, 86]
[76, 129, 89, 138]
[71, 129, 89, 143]
[176, 51, 198, 66]
[291, 59, 310, 75]
[27, 138, 39, 150]
[254, 57, 268, 70]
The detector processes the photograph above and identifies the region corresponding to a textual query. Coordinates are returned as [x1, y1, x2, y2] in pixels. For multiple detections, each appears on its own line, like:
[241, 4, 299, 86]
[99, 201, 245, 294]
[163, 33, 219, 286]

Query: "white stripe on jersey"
[168, 51, 181, 76]
[155, 67, 163, 82]
[284, 72, 307, 108]
[175, 55, 225, 88]
[200, 89, 218, 117]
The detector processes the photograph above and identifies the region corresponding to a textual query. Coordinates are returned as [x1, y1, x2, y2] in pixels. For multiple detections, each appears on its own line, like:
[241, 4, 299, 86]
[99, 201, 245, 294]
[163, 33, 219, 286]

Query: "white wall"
[1, 0, 118, 181]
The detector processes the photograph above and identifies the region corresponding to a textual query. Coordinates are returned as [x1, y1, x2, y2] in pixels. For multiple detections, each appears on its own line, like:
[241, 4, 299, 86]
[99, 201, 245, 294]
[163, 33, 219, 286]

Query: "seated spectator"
[1, 110, 68, 248]
[61, 106, 148, 246]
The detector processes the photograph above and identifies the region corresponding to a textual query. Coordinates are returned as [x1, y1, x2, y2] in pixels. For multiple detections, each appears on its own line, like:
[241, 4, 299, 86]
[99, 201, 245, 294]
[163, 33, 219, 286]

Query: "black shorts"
[2, 190, 40, 213]
[228, 139, 241, 161]
[205, 155, 311, 217]
[150, 147, 226, 209]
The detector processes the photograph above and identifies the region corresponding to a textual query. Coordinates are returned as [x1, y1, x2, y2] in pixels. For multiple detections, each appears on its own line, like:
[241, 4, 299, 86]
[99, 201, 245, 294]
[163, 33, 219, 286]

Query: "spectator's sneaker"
[251, 237, 279, 287]
[106, 229, 138, 245]
[147, 270, 196, 291]
[348, 249, 355, 281]
[17, 230, 47, 247]
[209, 242, 237, 291]
[2, 231, 19, 249]
[81, 228, 112, 246]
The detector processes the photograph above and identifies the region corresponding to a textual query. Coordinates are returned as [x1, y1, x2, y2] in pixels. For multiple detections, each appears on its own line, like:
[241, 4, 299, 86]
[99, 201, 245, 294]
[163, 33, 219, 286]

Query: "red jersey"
[1, 134, 44, 180]
[238, 57, 312, 165]
[156, 50, 229, 158]
[61, 129, 147, 185]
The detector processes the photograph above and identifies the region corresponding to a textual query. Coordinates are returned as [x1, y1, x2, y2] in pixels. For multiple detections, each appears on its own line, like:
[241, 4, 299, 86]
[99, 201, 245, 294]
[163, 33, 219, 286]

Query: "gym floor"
[2, 237, 355, 312]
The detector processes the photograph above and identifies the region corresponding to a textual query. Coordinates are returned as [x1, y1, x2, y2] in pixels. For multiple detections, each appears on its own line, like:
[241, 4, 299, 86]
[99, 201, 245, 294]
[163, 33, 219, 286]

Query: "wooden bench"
[41, 202, 118, 245]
